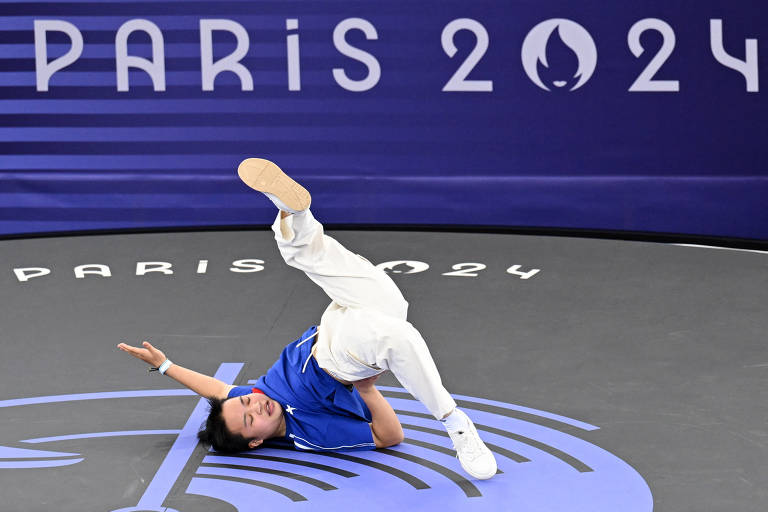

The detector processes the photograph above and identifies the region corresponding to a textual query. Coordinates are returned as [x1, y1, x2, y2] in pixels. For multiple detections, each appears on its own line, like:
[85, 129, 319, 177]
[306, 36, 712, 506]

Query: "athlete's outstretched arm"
[117, 341, 234, 400]
[354, 375, 404, 448]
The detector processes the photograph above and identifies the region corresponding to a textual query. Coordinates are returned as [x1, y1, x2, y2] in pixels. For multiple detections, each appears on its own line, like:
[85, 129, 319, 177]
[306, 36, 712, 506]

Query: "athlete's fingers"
[143, 341, 161, 354]
[143, 341, 162, 357]
[118, 341, 163, 367]
[117, 343, 148, 361]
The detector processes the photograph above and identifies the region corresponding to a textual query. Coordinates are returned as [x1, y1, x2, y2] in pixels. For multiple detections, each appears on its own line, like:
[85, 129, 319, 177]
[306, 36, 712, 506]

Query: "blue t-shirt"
[227, 326, 376, 452]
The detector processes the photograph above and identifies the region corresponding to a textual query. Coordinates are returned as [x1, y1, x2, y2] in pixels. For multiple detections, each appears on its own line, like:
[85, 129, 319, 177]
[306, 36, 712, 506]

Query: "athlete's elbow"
[391, 430, 405, 446]
[373, 426, 404, 448]
[385, 429, 404, 447]
[376, 434, 404, 448]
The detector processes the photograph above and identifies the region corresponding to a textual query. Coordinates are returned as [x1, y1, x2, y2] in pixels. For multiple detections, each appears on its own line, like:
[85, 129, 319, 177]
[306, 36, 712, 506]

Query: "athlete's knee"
[378, 290, 408, 320]
[384, 322, 428, 354]
[386, 297, 409, 320]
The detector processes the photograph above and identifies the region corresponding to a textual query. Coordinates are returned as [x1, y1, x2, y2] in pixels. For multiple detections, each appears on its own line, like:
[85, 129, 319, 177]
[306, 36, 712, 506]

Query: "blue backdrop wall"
[0, 0, 766, 239]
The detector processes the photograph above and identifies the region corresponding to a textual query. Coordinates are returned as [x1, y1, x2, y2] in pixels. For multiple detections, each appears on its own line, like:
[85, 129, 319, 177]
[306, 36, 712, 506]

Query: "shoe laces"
[451, 428, 484, 461]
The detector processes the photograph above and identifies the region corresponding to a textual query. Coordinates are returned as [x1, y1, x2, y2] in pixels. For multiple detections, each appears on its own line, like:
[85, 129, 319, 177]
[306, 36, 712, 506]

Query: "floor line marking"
[672, 243, 768, 255]
[112, 362, 243, 512]
[22, 430, 182, 444]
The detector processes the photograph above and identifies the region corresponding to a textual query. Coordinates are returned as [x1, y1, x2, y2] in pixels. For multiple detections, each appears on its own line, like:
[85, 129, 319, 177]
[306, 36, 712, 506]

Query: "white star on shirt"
[285, 405, 296, 415]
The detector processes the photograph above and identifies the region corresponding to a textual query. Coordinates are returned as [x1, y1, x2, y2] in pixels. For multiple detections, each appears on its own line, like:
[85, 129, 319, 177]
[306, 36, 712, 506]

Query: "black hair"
[197, 396, 256, 453]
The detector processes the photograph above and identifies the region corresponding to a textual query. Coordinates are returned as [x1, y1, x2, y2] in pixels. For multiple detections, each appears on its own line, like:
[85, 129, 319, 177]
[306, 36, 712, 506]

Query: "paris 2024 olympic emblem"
[521, 19, 598, 92]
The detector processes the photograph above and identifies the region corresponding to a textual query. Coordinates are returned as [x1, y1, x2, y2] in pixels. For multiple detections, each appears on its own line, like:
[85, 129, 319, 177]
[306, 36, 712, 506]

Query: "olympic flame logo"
[521, 19, 597, 91]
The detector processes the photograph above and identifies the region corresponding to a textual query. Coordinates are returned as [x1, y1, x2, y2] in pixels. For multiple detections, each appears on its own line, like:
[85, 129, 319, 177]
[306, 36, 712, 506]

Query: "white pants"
[272, 209, 457, 420]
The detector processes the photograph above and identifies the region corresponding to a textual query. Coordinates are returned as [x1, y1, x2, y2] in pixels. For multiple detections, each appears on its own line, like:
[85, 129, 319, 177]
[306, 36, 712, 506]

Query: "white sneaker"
[237, 158, 311, 213]
[446, 409, 498, 480]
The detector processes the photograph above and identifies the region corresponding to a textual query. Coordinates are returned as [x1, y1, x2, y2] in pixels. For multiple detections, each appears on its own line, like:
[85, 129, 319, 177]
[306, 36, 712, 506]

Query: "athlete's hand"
[117, 341, 167, 368]
[352, 373, 381, 393]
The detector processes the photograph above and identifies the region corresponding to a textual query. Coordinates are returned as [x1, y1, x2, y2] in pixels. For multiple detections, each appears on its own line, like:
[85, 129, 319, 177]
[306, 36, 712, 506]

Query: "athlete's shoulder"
[226, 385, 256, 399]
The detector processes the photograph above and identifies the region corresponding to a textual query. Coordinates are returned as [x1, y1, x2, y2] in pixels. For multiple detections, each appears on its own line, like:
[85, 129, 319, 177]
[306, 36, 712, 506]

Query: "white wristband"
[158, 359, 173, 375]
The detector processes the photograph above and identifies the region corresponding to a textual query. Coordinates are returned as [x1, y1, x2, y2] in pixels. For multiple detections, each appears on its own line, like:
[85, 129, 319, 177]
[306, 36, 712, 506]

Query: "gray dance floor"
[1, 228, 766, 512]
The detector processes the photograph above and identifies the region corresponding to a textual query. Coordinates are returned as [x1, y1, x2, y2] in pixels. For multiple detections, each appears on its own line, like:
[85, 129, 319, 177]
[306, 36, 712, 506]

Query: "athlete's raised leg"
[273, 210, 409, 319]
[238, 158, 408, 320]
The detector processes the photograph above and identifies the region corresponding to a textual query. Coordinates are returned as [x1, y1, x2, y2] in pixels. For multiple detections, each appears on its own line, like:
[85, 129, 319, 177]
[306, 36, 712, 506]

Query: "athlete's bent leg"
[330, 307, 455, 418]
[334, 308, 497, 480]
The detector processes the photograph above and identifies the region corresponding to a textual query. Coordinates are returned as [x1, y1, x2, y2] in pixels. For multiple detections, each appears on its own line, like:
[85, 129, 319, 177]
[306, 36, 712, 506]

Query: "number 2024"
[442, 18, 758, 92]
[376, 261, 541, 280]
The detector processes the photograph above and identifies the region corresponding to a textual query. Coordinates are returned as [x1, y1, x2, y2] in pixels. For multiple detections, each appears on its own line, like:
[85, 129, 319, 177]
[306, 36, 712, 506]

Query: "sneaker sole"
[237, 158, 311, 212]
[458, 459, 497, 480]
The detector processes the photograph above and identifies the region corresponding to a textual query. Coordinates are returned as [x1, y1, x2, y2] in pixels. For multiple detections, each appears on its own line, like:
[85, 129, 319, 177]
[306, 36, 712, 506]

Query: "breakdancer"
[117, 158, 497, 479]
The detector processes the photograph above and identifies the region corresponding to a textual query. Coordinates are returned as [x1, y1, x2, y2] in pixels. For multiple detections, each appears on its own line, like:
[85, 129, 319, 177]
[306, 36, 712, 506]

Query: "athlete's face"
[221, 393, 284, 448]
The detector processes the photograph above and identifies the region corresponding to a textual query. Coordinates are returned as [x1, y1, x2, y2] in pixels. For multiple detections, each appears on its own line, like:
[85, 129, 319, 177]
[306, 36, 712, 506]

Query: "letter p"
[14, 267, 51, 282]
[34, 20, 83, 91]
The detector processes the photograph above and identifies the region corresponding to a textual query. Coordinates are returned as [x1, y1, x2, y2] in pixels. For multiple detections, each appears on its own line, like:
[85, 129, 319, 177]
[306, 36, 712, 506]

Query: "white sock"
[441, 408, 469, 433]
